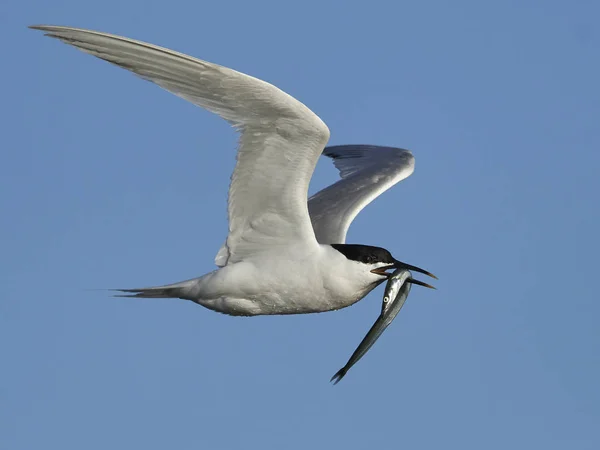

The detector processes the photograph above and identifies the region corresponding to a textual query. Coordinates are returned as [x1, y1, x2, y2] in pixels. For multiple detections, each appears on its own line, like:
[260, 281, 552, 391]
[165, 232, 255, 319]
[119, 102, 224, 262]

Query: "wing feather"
[32, 25, 329, 265]
[308, 145, 415, 244]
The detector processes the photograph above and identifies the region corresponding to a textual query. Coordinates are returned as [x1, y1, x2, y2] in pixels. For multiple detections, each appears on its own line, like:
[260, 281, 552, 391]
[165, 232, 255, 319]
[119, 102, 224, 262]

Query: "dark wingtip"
[330, 367, 347, 385]
[29, 25, 53, 33]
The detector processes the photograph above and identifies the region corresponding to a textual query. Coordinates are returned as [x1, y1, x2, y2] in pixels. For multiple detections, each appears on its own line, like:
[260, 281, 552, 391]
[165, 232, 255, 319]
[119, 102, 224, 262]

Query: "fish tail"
[330, 367, 348, 385]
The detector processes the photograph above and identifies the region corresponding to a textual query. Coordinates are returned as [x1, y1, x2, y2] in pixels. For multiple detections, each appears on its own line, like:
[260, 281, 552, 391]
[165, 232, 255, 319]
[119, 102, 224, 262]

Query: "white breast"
[189, 245, 385, 315]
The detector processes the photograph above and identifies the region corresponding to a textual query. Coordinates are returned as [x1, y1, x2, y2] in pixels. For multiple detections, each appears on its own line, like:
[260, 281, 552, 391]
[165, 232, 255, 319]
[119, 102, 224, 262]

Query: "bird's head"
[330, 243, 437, 288]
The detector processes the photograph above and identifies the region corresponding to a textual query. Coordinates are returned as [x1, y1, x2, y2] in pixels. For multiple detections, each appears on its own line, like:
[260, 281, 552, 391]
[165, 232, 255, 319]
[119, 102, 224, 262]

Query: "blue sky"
[3, 0, 599, 448]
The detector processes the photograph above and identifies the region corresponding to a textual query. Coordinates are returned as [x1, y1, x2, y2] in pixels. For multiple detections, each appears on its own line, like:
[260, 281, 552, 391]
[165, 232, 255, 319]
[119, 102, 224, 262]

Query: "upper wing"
[32, 25, 330, 265]
[308, 145, 415, 244]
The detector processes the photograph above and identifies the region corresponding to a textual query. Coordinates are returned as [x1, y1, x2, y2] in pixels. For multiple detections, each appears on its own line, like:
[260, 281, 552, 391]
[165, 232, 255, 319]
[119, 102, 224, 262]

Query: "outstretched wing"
[32, 25, 330, 265]
[308, 145, 415, 244]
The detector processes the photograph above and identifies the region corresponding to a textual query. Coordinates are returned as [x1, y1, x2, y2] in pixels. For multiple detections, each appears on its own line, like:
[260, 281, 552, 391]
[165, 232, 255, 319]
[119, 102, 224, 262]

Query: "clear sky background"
[2, 0, 599, 448]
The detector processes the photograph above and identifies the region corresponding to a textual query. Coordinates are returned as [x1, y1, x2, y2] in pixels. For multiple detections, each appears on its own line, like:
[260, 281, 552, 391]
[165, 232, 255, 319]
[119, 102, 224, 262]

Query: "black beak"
[408, 278, 436, 289]
[393, 259, 437, 280]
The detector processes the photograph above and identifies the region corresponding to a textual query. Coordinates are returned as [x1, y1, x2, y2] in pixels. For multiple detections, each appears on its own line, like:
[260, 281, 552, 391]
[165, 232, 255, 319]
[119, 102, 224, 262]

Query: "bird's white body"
[32, 25, 429, 317]
[178, 244, 386, 315]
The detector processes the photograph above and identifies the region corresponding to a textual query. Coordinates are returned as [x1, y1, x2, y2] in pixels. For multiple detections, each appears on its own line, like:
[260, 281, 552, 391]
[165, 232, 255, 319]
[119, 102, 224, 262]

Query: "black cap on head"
[332, 243, 437, 280]
[331, 244, 394, 265]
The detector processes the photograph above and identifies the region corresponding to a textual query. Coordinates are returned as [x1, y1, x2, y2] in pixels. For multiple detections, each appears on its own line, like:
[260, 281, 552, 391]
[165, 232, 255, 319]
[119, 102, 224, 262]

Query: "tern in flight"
[31, 25, 436, 320]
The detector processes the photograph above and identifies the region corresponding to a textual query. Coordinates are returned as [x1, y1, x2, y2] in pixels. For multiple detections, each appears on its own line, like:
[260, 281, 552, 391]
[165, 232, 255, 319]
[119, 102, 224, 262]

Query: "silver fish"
[381, 270, 410, 315]
[331, 268, 435, 384]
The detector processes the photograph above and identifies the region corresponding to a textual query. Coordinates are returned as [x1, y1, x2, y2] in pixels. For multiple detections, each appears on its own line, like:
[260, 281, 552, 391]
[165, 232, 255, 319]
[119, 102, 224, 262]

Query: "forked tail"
[112, 279, 197, 299]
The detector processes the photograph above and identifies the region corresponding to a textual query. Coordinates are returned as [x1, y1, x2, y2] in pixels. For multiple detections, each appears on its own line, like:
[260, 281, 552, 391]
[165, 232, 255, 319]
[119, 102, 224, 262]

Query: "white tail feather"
[113, 279, 197, 299]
